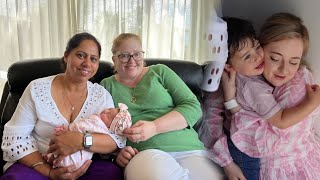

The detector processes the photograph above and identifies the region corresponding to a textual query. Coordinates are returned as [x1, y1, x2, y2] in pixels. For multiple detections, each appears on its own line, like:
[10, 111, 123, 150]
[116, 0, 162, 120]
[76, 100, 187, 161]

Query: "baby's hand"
[306, 84, 320, 107]
[54, 125, 67, 133]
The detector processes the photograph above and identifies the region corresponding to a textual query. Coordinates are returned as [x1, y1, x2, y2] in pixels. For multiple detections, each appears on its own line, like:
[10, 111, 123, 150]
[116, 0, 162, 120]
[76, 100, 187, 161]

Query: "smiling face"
[262, 38, 303, 87]
[112, 37, 144, 81]
[64, 39, 100, 82]
[229, 38, 265, 76]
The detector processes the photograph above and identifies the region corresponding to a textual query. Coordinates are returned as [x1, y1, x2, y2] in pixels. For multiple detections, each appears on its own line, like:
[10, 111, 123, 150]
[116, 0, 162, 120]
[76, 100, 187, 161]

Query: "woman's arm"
[267, 84, 320, 129]
[201, 88, 245, 179]
[47, 131, 118, 156]
[2, 81, 89, 179]
[2, 83, 41, 164]
[153, 111, 187, 133]
[18, 152, 51, 176]
[200, 88, 233, 166]
[231, 67, 319, 157]
[19, 151, 92, 179]
[158, 64, 202, 128]
[124, 111, 187, 142]
[124, 65, 201, 141]
[47, 85, 118, 158]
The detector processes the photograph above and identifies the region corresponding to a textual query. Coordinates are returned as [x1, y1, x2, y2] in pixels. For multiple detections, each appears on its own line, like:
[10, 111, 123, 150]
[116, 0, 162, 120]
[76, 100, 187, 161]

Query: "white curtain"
[0, 0, 221, 96]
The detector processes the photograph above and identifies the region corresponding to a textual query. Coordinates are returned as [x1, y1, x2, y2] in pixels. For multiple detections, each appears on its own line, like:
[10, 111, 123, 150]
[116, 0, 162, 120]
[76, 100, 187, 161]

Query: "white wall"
[221, 0, 320, 83]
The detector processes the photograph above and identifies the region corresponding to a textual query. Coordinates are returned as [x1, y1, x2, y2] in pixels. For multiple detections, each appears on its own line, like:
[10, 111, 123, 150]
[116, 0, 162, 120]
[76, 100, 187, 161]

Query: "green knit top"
[100, 64, 204, 152]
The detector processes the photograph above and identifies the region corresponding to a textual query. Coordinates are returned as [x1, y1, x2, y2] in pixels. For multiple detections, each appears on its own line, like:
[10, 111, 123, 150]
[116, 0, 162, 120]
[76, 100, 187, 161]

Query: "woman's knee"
[125, 149, 188, 180]
[1, 163, 48, 180]
[177, 153, 225, 180]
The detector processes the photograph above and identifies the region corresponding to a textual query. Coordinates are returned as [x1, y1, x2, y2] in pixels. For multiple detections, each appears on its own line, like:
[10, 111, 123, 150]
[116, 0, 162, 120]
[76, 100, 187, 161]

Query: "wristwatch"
[83, 132, 93, 150]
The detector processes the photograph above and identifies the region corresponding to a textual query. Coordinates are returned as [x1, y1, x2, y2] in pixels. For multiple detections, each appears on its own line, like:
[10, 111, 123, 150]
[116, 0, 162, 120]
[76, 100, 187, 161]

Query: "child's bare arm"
[221, 65, 241, 114]
[268, 84, 320, 129]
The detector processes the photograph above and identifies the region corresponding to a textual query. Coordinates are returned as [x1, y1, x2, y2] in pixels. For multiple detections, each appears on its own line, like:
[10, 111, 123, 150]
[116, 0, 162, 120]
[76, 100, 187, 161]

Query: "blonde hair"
[259, 13, 310, 68]
[111, 33, 142, 54]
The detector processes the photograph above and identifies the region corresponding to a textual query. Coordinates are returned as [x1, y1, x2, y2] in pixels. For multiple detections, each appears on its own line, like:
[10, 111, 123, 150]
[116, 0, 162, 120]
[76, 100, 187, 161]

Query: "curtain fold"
[0, 0, 221, 96]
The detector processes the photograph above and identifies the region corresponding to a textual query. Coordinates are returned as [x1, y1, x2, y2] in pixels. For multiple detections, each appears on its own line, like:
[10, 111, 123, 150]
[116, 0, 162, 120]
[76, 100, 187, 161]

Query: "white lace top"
[1, 75, 117, 170]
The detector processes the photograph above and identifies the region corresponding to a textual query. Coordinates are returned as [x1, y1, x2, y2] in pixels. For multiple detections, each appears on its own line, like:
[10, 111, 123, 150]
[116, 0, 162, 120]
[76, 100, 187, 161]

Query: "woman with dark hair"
[1, 32, 122, 179]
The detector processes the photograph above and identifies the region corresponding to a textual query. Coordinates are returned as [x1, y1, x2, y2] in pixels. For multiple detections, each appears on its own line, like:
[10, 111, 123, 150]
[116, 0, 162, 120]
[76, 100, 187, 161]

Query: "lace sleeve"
[2, 83, 38, 161]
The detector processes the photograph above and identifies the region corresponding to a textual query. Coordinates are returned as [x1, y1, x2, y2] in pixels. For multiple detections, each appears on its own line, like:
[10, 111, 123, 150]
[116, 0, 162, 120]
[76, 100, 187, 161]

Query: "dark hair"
[222, 17, 256, 63]
[61, 32, 101, 71]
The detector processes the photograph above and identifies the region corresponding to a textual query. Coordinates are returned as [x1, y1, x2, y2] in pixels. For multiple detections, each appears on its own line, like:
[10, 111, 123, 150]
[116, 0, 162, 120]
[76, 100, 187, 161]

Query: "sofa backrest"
[0, 57, 204, 173]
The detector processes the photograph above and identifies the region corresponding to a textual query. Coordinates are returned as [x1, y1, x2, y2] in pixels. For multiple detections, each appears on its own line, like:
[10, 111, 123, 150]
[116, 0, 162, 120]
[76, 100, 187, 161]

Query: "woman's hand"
[49, 160, 92, 180]
[47, 130, 83, 165]
[124, 120, 157, 143]
[306, 84, 320, 107]
[223, 161, 246, 180]
[116, 146, 138, 167]
[221, 64, 237, 101]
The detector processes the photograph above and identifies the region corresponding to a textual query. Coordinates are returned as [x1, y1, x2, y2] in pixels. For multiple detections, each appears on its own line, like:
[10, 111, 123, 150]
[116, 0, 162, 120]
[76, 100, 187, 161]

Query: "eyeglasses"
[116, 51, 145, 63]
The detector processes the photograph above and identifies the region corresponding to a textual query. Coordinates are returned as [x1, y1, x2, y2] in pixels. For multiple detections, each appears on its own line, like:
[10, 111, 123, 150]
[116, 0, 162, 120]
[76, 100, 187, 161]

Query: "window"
[0, 0, 219, 97]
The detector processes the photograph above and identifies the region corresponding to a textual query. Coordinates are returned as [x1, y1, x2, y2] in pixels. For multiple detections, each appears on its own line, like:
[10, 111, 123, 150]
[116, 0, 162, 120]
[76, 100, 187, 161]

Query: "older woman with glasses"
[100, 33, 224, 180]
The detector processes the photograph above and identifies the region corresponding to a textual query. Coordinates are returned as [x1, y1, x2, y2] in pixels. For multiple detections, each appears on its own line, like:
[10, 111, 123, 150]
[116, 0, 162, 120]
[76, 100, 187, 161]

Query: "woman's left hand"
[50, 160, 92, 180]
[124, 120, 157, 143]
[47, 130, 83, 164]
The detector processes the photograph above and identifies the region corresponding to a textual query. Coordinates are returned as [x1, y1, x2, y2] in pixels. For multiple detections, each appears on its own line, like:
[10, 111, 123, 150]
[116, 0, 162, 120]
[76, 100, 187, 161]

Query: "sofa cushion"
[144, 59, 203, 98]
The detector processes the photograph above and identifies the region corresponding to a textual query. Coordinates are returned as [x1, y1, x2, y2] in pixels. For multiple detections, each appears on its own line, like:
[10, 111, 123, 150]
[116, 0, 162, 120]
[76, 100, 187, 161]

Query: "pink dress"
[198, 88, 233, 167]
[231, 67, 320, 179]
[200, 73, 279, 167]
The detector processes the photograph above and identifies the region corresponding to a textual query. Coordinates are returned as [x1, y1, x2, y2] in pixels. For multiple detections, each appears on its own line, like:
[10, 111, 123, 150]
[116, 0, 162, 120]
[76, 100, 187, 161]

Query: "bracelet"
[224, 99, 238, 110]
[48, 168, 53, 179]
[31, 161, 45, 169]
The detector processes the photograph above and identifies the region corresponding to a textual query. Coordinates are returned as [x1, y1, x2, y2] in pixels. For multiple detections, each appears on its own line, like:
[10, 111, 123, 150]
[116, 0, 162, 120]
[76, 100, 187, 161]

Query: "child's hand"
[306, 84, 320, 107]
[221, 64, 237, 101]
[223, 161, 247, 180]
[116, 146, 139, 167]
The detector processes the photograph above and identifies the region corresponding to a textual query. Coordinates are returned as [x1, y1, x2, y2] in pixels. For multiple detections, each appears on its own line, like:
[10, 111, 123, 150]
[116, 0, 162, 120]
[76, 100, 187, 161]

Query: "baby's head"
[223, 17, 264, 77]
[100, 103, 132, 135]
[100, 108, 119, 128]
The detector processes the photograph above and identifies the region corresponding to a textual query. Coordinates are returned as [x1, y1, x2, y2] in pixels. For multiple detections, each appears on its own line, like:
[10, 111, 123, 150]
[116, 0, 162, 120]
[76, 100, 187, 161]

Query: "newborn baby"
[47, 103, 131, 171]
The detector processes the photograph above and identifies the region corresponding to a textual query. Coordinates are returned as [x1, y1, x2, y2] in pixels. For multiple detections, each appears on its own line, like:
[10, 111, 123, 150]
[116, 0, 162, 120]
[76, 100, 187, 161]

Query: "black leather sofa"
[0, 57, 205, 174]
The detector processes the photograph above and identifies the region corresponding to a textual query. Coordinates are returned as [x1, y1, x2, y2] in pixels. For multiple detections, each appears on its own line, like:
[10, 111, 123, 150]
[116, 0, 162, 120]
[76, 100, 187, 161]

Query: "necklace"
[115, 75, 138, 103]
[62, 78, 87, 111]
[115, 69, 146, 104]
[130, 88, 136, 103]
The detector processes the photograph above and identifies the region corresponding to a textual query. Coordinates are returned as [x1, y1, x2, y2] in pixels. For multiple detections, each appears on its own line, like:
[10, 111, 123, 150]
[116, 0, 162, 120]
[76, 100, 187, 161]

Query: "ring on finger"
[53, 152, 58, 158]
